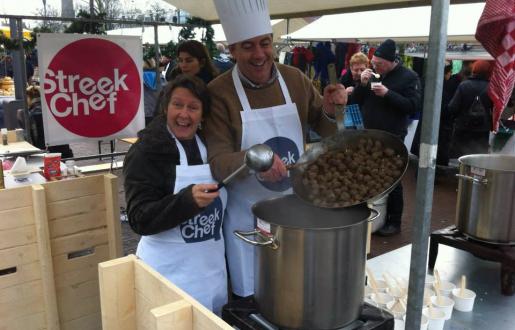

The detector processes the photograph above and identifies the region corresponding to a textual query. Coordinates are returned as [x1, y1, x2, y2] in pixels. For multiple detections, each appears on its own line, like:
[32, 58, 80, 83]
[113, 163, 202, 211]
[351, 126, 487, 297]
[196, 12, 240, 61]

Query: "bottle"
[1, 128, 7, 146]
[0, 160, 5, 189]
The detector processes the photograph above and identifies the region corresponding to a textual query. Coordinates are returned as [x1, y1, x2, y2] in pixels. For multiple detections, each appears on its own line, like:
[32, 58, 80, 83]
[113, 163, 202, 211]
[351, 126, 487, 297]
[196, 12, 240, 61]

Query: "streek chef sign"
[38, 34, 144, 145]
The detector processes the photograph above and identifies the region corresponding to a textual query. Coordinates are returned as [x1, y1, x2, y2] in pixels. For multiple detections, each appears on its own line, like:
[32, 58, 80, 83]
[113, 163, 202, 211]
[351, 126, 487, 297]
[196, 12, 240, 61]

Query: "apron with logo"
[137, 134, 228, 313]
[225, 65, 304, 296]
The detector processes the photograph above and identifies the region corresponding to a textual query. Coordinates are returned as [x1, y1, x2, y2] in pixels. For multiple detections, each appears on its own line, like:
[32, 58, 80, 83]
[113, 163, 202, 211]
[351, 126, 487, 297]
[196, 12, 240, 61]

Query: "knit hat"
[374, 39, 396, 62]
[213, 0, 272, 45]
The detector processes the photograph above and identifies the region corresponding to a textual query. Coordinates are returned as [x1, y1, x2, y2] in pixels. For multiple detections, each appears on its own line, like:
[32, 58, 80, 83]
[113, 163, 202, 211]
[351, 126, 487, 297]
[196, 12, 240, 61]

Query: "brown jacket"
[204, 63, 336, 181]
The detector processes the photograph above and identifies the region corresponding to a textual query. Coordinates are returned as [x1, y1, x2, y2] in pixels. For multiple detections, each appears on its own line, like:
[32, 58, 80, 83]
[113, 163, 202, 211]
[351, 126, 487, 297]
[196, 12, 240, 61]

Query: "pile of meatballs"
[301, 138, 405, 207]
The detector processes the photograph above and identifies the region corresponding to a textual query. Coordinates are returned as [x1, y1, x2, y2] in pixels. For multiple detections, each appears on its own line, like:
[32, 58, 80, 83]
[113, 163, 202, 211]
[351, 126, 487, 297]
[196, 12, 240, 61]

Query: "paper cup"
[425, 275, 435, 289]
[371, 292, 394, 309]
[438, 281, 456, 297]
[423, 289, 435, 306]
[394, 318, 405, 330]
[431, 295, 455, 320]
[368, 279, 388, 293]
[423, 308, 446, 330]
[451, 288, 476, 312]
[386, 300, 406, 319]
[371, 81, 382, 89]
[403, 314, 429, 330]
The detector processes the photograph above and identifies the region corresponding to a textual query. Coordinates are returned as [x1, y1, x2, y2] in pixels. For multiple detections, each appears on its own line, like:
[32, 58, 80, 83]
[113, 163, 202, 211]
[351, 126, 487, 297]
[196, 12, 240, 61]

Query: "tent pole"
[405, 0, 449, 328]
[153, 24, 161, 90]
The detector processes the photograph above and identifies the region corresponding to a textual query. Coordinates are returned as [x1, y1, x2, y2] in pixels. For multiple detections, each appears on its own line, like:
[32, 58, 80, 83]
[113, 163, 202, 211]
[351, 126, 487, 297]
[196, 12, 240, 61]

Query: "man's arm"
[203, 88, 246, 182]
[384, 74, 422, 115]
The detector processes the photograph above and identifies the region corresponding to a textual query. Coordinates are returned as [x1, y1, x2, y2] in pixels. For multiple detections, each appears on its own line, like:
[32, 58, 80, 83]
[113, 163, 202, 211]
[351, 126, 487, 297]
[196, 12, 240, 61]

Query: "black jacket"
[123, 117, 203, 235]
[353, 64, 422, 139]
[447, 76, 489, 119]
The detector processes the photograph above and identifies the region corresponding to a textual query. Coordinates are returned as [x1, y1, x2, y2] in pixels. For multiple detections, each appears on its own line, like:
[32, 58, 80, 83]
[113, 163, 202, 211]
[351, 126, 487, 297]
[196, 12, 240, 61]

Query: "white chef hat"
[213, 0, 272, 45]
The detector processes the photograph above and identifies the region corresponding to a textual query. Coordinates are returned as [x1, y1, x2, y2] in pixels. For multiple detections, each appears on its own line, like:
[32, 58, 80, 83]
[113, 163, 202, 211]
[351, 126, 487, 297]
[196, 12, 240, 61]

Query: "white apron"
[136, 134, 228, 314]
[225, 65, 304, 296]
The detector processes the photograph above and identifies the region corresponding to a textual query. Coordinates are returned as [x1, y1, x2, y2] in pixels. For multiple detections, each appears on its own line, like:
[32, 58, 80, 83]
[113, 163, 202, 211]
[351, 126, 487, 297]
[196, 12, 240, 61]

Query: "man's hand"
[372, 83, 389, 97]
[345, 86, 354, 95]
[257, 154, 287, 182]
[360, 69, 374, 85]
[322, 84, 348, 116]
[192, 184, 220, 208]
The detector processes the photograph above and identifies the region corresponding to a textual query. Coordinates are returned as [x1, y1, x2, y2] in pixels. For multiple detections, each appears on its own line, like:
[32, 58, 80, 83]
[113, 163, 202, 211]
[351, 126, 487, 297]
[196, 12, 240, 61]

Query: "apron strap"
[232, 65, 252, 112]
[232, 64, 293, 113]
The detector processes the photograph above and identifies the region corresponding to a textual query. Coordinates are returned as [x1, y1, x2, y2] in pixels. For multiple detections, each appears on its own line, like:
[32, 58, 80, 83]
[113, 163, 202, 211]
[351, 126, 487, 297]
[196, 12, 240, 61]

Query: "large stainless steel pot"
[456, 154, 515, 244]
[290, 129, 409, 208]
[235, 195, 379, 329]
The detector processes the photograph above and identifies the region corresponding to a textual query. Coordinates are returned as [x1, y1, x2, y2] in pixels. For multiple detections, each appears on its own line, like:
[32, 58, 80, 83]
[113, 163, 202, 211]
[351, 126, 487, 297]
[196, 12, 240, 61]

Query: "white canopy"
[106, 19, 294, 44]
[106, 25, 226, 44]
[164, 0, 483, 21]
[282, 3, 485, 43]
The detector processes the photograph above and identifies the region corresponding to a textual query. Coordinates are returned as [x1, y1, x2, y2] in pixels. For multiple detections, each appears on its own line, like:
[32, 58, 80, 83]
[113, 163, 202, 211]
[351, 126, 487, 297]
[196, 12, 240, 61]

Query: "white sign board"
[38, 33, 144, 145]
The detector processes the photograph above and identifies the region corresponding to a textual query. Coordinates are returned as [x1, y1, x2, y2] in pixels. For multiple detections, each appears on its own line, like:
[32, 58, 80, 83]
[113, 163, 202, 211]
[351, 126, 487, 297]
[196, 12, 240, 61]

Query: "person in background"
[353, 38, 422, 236]
[205, 0, 347, 298]
[448, 60, 492, 157]
[339, 52, 369, 102]
[213, 42, 234, 73]
[411, 61, 455, 167]
[22, 85, 74, 158]
[167, 40, 219, 84]
[142, 58, 162, 126]
[123, 75, 228, 314]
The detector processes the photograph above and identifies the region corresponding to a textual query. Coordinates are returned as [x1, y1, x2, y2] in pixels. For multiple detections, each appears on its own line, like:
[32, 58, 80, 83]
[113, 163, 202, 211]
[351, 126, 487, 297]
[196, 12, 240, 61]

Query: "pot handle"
[366, 208, 380, 222]
[234, 230, 279, 250]
[455, 174, 488, 185]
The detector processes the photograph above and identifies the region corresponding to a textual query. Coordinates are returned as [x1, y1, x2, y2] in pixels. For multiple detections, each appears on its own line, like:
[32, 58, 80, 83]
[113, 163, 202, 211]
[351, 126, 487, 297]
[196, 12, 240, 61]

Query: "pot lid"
[459, 154, 515, 172]
[252, 194, 371, 230]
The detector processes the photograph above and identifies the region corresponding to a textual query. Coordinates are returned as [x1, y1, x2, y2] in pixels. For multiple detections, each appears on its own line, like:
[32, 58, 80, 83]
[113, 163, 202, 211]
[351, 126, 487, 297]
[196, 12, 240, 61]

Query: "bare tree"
[146, 1, 169, 22]
[34, 5, 68, 32]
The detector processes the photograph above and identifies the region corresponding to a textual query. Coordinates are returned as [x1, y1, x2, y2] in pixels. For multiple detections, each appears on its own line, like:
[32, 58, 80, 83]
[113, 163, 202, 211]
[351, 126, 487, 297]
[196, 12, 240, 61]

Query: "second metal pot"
[235, 195, 379, 329]
[455, 154, 515, 244]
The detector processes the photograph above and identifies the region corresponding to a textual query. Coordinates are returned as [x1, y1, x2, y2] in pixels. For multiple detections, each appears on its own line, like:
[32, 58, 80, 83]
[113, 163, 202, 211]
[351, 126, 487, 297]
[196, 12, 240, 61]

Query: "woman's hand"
[192, 184, 220, 208]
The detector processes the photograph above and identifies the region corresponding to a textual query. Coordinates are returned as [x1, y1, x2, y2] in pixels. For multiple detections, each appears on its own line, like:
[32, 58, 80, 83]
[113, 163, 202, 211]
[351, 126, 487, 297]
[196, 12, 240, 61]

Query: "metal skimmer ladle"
[212, 144, 274, 191]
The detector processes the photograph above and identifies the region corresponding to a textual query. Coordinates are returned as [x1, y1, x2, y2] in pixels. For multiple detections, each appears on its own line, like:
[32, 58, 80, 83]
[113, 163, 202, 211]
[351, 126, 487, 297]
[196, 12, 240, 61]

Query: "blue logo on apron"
[259, 136, 299, 192]
[180, 197, 223, 243]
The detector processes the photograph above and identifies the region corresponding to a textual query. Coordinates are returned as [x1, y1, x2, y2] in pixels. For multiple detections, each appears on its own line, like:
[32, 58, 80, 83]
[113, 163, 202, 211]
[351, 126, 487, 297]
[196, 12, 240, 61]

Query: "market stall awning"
[164, 0, 485, 21]
[281, 3, 485, 43]
[0, 26, 32, 40]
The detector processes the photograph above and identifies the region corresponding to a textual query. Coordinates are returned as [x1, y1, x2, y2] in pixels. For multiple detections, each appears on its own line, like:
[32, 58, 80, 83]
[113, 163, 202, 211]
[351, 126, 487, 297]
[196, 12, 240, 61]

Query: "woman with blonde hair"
[339, 52, 370, 98]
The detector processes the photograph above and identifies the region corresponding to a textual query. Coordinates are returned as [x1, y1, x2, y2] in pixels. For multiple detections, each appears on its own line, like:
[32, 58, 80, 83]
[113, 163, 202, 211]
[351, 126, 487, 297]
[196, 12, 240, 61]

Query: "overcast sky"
[0, 0, 175, 17]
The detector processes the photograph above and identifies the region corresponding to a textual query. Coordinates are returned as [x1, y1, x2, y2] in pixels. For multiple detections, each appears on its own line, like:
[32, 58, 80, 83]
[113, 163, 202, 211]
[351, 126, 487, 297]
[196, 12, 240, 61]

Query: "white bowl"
[403, 313, 429, 330]
[431, 295, 455, 320]
[11, 170, 30, 180]
[451, 288, 476, 312]
[422, 308, 446, 330]
[437, 281, 456, 297]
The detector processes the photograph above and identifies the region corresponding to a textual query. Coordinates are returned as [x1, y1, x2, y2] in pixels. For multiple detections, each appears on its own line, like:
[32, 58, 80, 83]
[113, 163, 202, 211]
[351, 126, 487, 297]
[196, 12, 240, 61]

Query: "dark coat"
[447, 76, 490, 123]
[123, 117, 203, 235]
[26, 99, 74, 158]
[353, 64, 422, 139]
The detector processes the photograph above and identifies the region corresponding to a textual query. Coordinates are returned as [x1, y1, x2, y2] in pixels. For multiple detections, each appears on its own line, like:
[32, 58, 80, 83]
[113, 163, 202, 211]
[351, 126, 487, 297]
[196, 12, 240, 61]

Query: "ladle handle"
[206, 164, 247, 192]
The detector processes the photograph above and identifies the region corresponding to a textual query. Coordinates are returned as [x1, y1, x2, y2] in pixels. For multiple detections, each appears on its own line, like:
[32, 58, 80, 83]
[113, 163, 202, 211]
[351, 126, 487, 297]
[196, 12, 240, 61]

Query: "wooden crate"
[0, 174, 122, 330]
[99, 255, 233, 330]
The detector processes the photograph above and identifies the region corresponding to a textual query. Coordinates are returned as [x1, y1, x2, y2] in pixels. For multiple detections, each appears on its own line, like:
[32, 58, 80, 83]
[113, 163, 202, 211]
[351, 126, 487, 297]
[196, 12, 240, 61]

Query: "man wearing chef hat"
[204, 0, 347, 298]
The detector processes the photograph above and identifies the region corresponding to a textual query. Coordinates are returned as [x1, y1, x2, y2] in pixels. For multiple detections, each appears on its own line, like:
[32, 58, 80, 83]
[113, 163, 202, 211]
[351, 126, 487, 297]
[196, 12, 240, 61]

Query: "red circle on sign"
[44, 38, 141, 137]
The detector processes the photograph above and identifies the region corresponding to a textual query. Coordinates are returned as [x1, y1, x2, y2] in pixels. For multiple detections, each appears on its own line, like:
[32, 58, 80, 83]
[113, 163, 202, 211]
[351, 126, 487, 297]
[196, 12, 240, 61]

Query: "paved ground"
[71, 140, 459, 258]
